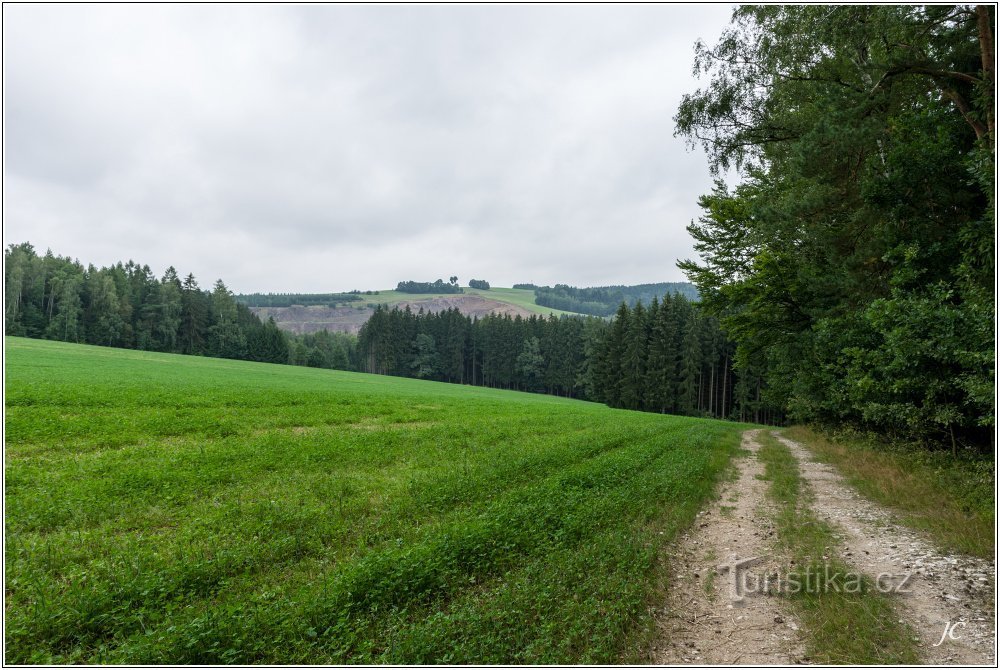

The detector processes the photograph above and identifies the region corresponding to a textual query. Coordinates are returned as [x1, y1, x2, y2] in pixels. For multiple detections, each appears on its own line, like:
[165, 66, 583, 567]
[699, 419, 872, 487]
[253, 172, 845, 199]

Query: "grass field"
[5, 337, 745, 663]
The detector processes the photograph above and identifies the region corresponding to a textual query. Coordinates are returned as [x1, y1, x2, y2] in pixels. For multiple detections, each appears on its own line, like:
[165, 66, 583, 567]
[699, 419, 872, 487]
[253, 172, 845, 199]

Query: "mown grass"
[783, 426, 994, 559]
[756, 431, 919, 665]
[5, 337, 743, 664]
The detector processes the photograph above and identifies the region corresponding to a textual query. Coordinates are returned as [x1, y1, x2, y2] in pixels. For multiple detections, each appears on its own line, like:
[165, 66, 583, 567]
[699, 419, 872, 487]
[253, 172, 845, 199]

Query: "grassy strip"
[756, 431, 920, 664]
[783, 426, 994, 559]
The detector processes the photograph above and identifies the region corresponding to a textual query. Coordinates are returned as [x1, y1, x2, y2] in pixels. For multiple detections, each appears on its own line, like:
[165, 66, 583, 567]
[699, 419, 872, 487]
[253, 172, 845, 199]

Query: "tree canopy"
[675, 5, 994, 450]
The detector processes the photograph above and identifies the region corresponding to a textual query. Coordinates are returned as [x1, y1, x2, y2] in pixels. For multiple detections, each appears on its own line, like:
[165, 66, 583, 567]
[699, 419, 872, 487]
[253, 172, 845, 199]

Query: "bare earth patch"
[654, 429, 806, 664]
[772, 431, 996, 665]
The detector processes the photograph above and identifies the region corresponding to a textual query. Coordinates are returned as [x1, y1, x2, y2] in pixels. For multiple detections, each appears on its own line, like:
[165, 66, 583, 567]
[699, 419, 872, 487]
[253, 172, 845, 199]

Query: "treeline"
[5, 240, 779, 423]
[533, 282, 699, 316]
[468, 279, 490, 290]
[675, 5, 995, 450]
[5, 243, 288, 362]
[356, 293, 774, 421]
[235, 293, 363, 308]
[287, 330, 358, 371]
[396, 278, 463, 294]
[358, 306, 599, 395]
[593, 295, 779, 423]
[3, 243, 357, 374]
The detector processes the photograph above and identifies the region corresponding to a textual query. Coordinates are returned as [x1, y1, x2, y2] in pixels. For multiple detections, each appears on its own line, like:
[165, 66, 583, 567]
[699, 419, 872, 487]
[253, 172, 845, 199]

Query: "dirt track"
[774, 432, 996, 665]
[654, 430, 805, 664]
[653, 429, 996, 665]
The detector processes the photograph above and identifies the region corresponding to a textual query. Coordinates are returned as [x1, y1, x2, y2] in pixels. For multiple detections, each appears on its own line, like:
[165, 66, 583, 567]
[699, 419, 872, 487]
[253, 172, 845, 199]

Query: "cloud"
[3, 4, 734, 292]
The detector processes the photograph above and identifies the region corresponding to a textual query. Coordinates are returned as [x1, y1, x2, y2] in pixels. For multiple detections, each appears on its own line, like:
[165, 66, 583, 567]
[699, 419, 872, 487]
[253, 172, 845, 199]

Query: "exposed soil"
[252, 304, 373, 335]
[773, 431, 996, 666]
[252, 295, 536, 335]
[654, 430, 807, 664]
[653, 428, 997, 665]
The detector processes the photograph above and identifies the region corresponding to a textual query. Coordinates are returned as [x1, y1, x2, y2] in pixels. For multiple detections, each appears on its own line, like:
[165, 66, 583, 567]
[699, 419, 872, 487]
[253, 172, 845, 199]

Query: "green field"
[5, 337, 744, 664]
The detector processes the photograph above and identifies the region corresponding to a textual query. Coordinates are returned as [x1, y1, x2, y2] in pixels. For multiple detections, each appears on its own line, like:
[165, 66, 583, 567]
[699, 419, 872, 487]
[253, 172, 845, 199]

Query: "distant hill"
[532, 282, 699, 317]
[241, 282, 698, 334]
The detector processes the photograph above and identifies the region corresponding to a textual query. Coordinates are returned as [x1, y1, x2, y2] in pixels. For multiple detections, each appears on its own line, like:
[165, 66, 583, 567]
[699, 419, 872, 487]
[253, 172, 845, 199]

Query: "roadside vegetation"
[783, 426, 995, 559]
[5, 337, 745, 664]
[756, 432, 919, 665]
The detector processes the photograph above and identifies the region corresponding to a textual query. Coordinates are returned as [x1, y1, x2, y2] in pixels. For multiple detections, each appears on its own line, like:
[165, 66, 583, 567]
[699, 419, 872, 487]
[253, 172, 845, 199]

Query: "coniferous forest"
[2, 243, 355, 370]
[354, 295, 773, 421]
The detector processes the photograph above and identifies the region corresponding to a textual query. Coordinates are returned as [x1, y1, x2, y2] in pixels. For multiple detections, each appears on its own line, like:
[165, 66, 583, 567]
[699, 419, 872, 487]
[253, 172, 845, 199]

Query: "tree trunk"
[978, 5, 995, 152]
[721, 353, 729, 420]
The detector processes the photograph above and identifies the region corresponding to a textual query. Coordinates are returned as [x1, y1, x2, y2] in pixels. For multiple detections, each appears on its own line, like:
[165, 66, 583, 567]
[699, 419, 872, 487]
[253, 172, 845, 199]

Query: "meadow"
[5, 337, 745, 664]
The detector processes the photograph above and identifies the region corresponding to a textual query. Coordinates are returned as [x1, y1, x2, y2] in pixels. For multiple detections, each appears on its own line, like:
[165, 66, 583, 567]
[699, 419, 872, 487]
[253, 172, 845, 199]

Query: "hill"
[5, 336, 743, 664]
[240, 287, 582, 335]
[533, 282, 699, 317]
[238, 283, 696, 335]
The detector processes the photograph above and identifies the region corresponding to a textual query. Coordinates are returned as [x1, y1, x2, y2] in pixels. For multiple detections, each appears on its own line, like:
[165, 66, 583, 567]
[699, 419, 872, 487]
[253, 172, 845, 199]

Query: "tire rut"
[653, 429, 806, 664]
[773, 431, 996, 665]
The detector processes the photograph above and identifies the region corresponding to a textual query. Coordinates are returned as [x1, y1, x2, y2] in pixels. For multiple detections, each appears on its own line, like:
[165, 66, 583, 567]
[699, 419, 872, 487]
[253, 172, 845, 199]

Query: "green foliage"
[515, 336, 544, 391]
[396, 279, 464, 294]
[675, 5, 995, 449]
[5, 336, 745, 663]
[234, 293, 363, 308]
[590, 293, 772, 422]
[468, 279, 490, 290]
[410, 333, 440, 379]
[533, 282, 699, 317]
[358, 305, 602, 396]
[4, 244, 290, 368]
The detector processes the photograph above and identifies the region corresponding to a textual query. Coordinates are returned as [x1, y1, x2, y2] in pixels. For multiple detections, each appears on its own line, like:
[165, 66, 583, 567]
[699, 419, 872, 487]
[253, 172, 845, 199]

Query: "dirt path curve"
[773, 431, 997, 666]
[654, 429, 806, 664]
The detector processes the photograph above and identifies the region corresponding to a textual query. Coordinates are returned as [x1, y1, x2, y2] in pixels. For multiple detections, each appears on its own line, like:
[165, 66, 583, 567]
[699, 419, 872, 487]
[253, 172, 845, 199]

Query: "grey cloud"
[4, 4, 734, 292]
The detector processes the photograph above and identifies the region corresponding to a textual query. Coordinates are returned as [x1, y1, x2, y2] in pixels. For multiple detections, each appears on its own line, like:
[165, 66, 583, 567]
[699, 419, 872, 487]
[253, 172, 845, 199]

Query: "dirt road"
[653, 429, 996, 665]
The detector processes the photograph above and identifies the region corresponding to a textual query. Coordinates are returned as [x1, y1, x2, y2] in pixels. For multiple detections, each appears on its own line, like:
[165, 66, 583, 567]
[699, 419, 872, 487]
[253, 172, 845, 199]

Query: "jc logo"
[933, 620, 966, 647]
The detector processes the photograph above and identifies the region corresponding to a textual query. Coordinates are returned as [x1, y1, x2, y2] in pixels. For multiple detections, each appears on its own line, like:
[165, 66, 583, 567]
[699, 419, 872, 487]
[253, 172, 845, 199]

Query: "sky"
[4, 4, 734, 293]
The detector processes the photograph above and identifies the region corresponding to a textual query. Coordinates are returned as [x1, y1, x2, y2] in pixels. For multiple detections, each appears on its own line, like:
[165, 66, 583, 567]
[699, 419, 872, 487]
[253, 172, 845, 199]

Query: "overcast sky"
[4, 4, 734, 293]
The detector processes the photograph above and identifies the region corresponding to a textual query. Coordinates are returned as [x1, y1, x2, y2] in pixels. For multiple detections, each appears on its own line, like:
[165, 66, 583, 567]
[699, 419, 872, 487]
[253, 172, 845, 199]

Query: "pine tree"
[644, 294, 679, 413]
[677, 307, 702, 415]
[619, 302, 648, 410]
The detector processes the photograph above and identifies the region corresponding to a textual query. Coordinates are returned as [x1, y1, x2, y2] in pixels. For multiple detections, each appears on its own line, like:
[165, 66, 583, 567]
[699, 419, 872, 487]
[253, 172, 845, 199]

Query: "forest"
[2, 243, 353, 371]
[675, 5, 994, 450]
[532, 282, 699, 316]
[234, 292, 363, 308]
[355, 295, 776, 422]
